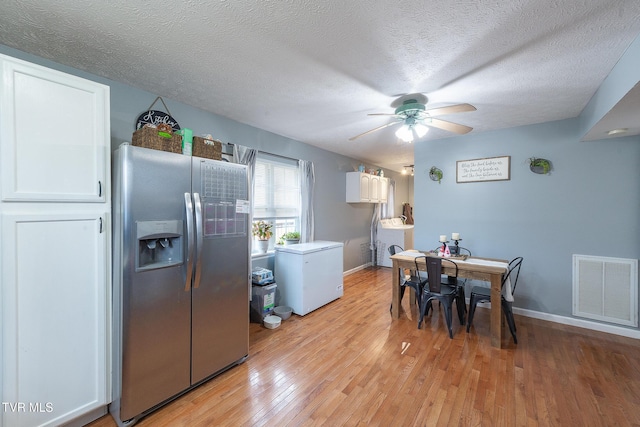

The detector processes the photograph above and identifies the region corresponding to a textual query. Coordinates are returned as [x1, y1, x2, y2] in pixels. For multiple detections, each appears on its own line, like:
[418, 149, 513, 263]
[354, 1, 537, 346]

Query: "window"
[252, 153, 300, 253]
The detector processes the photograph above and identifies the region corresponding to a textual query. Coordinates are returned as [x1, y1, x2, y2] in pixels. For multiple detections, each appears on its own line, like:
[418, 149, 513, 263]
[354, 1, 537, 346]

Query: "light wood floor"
[89, 267, 640, 426]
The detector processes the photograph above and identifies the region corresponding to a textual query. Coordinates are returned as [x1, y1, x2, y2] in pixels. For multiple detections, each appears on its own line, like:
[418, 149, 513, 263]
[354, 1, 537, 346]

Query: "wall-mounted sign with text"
[135, 110, 181, 131]
[135, 96, 181, 131]
[456, 156, 510, 183]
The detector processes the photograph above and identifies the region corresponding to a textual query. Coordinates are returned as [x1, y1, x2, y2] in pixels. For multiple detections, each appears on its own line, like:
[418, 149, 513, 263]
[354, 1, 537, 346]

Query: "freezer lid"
[274, 240, 343, 254]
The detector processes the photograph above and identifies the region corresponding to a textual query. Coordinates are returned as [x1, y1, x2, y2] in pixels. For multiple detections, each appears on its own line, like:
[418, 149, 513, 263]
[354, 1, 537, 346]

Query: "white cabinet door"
[346, 172, 381, 203]
[378, 177, 389, 203]
[369, 175, 380, 202]
[0, 54, 109, 203]
[359, 173, 371, 201]
[1, 212, 109, 427]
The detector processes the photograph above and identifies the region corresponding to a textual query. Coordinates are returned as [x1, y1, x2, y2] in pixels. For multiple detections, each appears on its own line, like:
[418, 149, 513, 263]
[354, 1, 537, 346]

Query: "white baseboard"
[474, 302, 640, 340]
[513, 306, 640, 340]
[344, 263, 372, 276]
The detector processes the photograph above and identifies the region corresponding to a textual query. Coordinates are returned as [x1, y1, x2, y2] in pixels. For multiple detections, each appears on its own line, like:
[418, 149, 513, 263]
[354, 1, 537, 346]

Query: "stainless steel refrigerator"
[110, 144, 250, 426]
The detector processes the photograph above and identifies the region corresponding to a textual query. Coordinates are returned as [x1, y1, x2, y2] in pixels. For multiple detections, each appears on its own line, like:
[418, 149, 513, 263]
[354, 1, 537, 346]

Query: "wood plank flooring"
[88, 267, 640, 426]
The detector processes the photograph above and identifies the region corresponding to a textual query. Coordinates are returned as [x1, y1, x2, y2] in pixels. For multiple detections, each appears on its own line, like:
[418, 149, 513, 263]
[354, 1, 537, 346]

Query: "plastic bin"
[250, 283, 277, 323]
[252, 267, 273, 285]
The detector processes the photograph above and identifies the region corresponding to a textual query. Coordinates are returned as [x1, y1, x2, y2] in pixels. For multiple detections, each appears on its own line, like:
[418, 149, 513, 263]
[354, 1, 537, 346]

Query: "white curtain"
[381, 178, 395, 219]
[233, 143, 258, 238]
[233, 144, 258, 170]
[371, 203, 381, 265]
[232, 144, 258, 291]
[232, 144, 258, 202]
[299, 159, 315, 243]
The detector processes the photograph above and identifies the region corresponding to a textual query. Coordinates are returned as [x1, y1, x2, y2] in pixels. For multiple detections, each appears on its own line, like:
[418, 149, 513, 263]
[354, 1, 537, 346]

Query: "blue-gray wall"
[0, 44, 412, 272]
[414, 34, 640, 327]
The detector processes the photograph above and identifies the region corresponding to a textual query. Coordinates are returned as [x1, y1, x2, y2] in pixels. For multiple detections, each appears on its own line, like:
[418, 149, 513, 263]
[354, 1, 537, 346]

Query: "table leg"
[409, 286, 416, 310]
[490, 273, 503, 348]
[391, 260, 400, 319]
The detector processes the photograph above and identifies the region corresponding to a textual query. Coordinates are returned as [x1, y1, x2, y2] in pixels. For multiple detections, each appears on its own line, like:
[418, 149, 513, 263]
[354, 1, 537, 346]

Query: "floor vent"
[573, 255, 638, 327]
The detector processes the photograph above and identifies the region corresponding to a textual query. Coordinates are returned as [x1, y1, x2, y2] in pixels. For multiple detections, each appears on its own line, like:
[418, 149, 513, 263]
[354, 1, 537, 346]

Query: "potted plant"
[528, 157, 552, 174]
[282, 231, 301, 245]
[252, 220, 273, 253]
[429, 166, 443, 183]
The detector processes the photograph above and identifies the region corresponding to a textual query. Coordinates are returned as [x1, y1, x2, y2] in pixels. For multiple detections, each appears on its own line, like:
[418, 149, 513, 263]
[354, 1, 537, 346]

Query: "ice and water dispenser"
[136, 220, 183, 271]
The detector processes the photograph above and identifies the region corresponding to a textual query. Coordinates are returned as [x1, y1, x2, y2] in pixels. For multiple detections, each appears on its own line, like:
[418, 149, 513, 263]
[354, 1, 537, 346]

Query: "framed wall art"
[456, 156, 510, 183]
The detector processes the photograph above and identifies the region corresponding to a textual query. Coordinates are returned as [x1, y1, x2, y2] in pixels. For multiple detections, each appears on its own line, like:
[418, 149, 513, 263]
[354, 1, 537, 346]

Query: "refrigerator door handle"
[193, 192, 204, 289]
[184, 192, 195, 291]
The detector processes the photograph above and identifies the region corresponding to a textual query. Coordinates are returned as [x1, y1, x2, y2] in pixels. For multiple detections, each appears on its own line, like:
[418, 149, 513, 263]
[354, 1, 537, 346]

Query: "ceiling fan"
[349, 94, 476, 142]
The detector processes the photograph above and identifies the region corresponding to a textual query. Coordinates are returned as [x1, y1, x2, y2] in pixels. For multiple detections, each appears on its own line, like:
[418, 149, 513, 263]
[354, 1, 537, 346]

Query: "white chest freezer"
[274, 241, 344, 315]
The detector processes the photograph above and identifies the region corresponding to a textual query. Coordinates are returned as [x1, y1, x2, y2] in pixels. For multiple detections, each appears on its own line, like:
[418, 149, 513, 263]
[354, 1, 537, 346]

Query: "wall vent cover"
[572, 255, 638, 327]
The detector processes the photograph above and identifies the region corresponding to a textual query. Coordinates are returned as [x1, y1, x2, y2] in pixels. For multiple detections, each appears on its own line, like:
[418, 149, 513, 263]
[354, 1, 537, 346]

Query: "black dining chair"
[401, 264, 428, 315]
[390, 246, 429, 313]
[430, 246, 471, 323]
[446, 246, 471, 321]
[388, 244, 404, 257]
[466, 257, 523, 344]
[417, 256, 463, 338]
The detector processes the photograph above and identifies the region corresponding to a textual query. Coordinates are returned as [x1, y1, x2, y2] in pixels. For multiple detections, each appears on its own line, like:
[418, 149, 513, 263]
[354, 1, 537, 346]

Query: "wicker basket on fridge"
[131, 126, 182, 154]
[193, 136, 223, 160]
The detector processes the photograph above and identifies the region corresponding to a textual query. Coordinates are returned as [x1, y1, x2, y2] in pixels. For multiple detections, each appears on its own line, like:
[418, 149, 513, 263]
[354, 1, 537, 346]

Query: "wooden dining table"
[390, 251, 509, 348]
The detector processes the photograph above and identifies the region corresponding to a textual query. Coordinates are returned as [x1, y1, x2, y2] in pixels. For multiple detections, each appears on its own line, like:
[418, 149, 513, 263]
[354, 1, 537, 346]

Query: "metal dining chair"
[388, 244, 404, 257]
[400, 263, 427, 315]
[417, 256, 463, 338]
[430, 246, 471, 323]
[466, 257, 523, 343]
[446, 246, 471, 321]
[388, 245, 429, 313]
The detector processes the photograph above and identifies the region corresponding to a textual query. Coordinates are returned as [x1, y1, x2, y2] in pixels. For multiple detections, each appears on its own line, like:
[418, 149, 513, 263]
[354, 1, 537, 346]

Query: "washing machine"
[377, 218, 414, 267]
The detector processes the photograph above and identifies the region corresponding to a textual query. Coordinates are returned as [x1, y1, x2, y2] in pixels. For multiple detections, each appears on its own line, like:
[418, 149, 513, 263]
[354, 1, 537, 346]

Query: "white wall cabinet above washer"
[346, 172, 388, 203]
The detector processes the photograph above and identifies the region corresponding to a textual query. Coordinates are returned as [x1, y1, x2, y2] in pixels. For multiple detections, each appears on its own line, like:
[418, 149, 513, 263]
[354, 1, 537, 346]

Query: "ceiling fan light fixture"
[402, 165, 414, 175]
[395, 124, 414, 142]
[607, 128, 628, 136]
[348, 94, 475, 142]
[414, 122, 429, 138]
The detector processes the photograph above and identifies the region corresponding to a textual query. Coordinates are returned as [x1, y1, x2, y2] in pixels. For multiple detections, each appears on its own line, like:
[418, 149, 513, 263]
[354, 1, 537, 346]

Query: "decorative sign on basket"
[135, 96, 181, 131]
[456, 156, 510, 183]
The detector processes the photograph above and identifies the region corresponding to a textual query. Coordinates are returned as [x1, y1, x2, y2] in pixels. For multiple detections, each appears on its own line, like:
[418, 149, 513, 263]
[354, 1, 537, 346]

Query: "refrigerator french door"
[111, 144, 250, 426]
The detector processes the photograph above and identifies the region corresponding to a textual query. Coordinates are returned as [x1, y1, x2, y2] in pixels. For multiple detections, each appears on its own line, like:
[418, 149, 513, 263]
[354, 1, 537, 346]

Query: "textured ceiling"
[1, 0, 639, 171]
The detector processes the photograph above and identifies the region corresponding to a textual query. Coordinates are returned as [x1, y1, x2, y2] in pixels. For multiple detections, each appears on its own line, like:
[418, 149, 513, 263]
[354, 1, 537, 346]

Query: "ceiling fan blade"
[349, 120, 402, 141]
[368, 113, 400, 116]
[428, 118, 473, 134]
[424, 103, 476, 117]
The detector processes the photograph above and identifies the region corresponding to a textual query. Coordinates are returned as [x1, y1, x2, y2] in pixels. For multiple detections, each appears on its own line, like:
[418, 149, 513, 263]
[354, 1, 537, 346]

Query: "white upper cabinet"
[378, 176, 389, 204]
[0, 54, 110, 202]
[346, 172, 388, 203]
